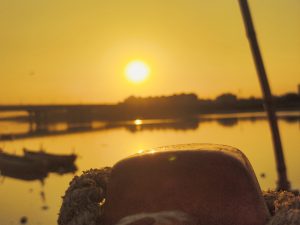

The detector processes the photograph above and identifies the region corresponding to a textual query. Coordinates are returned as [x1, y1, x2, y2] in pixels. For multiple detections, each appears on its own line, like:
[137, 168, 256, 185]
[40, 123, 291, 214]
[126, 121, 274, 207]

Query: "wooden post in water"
[238, 0, 290, 190]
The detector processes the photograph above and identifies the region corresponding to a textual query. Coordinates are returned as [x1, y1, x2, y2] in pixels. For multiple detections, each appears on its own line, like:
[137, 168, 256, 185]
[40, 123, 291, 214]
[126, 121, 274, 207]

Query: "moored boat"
[23, 148, 77, 173]
[0, 150, 48, 181]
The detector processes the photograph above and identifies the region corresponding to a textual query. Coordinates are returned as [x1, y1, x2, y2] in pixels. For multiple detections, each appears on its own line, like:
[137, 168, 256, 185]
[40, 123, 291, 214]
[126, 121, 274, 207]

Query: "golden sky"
[0, 0, 299, 104]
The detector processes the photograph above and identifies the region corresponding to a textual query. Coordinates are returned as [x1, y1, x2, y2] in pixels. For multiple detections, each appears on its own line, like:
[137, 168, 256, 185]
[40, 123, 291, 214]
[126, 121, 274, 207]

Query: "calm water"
[0, 111, 299, 225]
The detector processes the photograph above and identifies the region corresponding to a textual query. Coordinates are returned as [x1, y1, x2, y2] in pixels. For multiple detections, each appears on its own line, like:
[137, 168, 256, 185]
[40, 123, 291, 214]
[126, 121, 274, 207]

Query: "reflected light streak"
[134, 119, 143, 125]
[137, 149, 144, 154]
[168, 156, 177, 161]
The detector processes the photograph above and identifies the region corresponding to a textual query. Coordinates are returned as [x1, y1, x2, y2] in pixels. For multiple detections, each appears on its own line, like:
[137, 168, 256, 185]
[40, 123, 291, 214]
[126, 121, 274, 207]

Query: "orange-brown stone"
[103, 144, 270, 225]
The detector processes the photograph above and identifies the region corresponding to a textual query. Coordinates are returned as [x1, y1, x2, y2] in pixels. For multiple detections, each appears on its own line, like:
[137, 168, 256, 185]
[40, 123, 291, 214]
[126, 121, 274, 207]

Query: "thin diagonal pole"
[238, 0, 290, 190]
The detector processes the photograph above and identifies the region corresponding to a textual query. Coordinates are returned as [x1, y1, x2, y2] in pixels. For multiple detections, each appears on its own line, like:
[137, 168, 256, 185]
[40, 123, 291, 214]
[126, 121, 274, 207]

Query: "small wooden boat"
[0, 150, 48, 181]
[23, 148, 77, 173]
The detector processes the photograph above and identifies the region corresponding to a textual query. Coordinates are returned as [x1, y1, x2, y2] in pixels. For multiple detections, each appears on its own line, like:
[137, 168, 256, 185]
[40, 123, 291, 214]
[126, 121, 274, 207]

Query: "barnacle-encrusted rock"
[58, 167, 112, 225]
[264, 191, 300, 225]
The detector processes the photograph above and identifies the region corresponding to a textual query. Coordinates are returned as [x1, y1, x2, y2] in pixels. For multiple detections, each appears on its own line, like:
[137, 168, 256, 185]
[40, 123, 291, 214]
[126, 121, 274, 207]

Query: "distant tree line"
[119, 93, 199, 119]
[118, 92, 300, 118]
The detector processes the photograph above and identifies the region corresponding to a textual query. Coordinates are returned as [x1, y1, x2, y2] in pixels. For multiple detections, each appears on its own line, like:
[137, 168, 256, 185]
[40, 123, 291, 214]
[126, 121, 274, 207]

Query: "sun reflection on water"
[134, 119, 143, 125]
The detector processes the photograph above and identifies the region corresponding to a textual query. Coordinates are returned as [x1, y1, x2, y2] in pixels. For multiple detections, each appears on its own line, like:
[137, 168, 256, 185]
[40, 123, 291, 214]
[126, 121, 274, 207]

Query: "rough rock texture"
[264, 191, 300, 225]
[58, 167, 111, 225]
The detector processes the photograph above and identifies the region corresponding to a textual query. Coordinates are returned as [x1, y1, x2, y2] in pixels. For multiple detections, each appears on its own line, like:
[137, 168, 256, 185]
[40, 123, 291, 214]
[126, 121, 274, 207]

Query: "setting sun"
[125, 60, 150, 83]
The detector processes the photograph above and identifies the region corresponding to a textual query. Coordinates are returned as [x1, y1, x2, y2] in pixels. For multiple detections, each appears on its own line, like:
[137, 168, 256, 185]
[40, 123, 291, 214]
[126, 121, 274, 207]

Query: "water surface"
[0, 111, 299, 225]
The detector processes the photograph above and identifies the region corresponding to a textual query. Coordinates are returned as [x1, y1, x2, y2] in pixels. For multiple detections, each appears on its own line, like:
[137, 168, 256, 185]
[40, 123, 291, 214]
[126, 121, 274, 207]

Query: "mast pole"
[238, 0, 290, 190]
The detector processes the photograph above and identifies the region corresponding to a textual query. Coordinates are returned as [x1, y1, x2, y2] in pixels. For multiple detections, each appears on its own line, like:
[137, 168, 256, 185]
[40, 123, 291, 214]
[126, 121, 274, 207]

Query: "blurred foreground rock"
[104, 144, 269, 225]
[114, 211, 197, 225]
[58, 144, 299, 225]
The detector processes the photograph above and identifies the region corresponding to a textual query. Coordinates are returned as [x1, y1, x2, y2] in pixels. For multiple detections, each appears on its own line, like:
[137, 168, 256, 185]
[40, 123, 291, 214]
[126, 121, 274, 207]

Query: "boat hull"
[0, 152, 48, 181]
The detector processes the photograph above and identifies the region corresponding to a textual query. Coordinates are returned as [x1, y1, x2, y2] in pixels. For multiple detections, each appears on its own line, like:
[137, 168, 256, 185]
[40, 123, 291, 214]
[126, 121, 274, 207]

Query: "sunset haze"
[1, 0, 299, 104]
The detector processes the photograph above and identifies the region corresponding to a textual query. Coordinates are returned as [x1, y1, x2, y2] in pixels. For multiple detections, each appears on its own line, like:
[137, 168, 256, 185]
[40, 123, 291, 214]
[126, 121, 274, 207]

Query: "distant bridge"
[0, 104, 113, 112]
[0, 104, 119, 127]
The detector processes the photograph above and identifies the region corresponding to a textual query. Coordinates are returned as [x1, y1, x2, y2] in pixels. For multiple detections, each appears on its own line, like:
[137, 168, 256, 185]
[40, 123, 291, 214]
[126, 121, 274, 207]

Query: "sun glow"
[125, 60, 150, 83]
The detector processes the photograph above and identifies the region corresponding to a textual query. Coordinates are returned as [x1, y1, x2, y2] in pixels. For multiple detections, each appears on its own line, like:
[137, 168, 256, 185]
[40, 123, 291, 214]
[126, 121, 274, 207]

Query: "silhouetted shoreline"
[0, 92, 299, 123]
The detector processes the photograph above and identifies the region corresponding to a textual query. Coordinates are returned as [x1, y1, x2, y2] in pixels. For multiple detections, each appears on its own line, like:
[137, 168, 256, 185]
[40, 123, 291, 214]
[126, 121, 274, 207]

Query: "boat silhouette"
[23, 148, 77, 174]
[0, 150, 48, 181]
